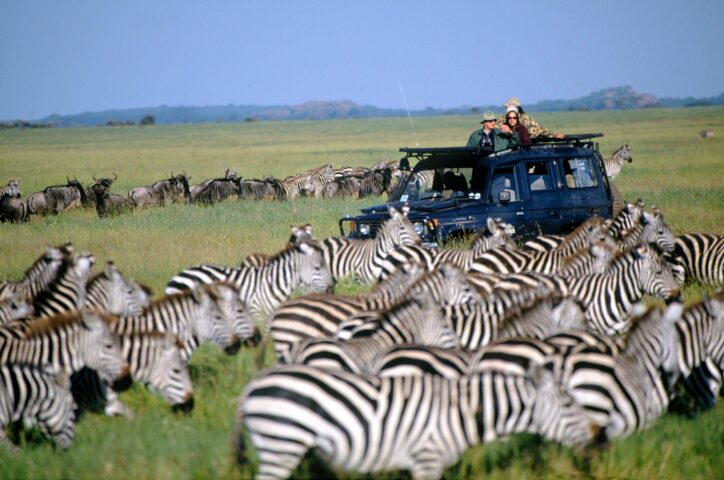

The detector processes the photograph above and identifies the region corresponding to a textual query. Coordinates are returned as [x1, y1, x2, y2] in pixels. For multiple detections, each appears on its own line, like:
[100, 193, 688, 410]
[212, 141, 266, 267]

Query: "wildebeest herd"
[0, 159, 400, 223]
[0, 191, 721, 478]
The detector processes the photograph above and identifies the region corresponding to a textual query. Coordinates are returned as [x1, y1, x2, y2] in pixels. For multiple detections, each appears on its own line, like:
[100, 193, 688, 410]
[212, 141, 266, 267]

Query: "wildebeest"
[192, 176, 243, 204]
[27, 177, 88, 216]
[358, 167, 393, 199]
[129, 172, 190, 208]
[91, 183, 133, 217]
[322, 176, 361, 199]
[238, 177, 286, 201]
[189, 168, 238, 199]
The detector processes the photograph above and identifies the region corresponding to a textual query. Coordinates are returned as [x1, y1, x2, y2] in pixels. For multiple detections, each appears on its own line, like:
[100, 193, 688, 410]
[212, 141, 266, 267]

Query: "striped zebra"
[281, 164, 334, 199]
[286, 294, 461, 372]
[617, 207, 676, 254]
[111, 285, 242, 360]
[269, 262, 424, 362]
[0, 178, 20, 199]
[234, 364, 599, 479]
[522, 216, 612, 253]
[668, 233, 723, 286]
[0, 364, 76, 452]
[605, 199, 645, 239]
[377, 217, 516, 278]
[33, 251, 95, 318]
[0, 310, 130, 385]
[564, 243, 681, 335]
[0, 294, 34, 325]
[165, 240, 333, 322]
[321, 205, 421, 283]
[86, 261, 152, 316]
[71, 331, 193, 417]
[603, 144, 633, 180]
[672, 291, 724, 408]
[0, 243, 73, 301]
[242, 224, 315, 268]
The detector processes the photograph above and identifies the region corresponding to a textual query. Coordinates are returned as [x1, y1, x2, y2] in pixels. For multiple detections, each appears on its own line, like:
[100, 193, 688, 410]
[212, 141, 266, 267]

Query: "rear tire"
[611, 182, 623, 217]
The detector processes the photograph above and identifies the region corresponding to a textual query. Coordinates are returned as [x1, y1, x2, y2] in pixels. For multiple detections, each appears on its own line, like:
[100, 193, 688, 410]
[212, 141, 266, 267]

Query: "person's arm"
[508, 130, 520, 149]
[518, 125, 532, 148]
[467, 130, 480, 148]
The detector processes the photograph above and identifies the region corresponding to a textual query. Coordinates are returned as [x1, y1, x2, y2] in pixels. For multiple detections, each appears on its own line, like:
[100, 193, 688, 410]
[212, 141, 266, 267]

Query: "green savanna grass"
[0, 107, 723, 479]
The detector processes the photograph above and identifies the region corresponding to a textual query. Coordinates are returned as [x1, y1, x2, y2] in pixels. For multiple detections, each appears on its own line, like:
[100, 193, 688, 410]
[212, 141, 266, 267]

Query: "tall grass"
[0, 107, 722, 479]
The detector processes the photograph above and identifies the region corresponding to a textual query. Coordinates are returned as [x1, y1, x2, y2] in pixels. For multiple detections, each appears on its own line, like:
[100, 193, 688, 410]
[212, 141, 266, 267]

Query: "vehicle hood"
[360, 197, 482, 215]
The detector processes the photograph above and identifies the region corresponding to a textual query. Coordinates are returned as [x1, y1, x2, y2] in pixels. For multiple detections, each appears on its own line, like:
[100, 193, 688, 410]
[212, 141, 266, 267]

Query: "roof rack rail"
[531, 133, 604, 144]
[399, 146, 478, 156]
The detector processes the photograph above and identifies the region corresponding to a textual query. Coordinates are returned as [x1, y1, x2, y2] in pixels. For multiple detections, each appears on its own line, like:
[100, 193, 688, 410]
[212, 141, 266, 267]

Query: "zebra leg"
[247, 430, 310, 479]
[408, 451, 445, 480]
[0, 428, 20, 455]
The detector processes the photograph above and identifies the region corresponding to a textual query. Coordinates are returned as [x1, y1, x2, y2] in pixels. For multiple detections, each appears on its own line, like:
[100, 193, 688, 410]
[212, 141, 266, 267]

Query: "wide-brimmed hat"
[504, 96, 521, 108]
[479, 111, 497, 123]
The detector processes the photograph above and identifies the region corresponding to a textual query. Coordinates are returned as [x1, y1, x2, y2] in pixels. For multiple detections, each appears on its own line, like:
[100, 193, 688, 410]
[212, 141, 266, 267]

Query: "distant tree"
[140, 115, 156, 126]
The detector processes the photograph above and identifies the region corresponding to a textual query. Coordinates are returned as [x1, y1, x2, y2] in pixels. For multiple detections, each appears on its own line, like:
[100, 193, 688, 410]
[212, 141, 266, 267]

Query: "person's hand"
[554, 132, 565, 139]
[500, 125, 512, 134]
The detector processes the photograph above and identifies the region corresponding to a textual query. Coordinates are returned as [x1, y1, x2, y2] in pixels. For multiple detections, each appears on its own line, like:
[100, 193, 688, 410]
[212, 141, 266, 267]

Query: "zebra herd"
[0, 159, 399, 223]
[1, 196, 721, 477]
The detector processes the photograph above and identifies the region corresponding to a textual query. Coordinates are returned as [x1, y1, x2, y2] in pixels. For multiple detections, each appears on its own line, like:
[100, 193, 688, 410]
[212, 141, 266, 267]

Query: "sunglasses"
[507, 115, 518, 120]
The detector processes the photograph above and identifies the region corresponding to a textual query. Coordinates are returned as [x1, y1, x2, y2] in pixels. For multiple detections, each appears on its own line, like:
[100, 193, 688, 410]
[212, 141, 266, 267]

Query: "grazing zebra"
[234, 364, 599, 479]
[86, 261, 152, 316]
[111, 285, 242, 360]
[603, 144, 633, 180]
[321, 205, 421, 283]
[0, 364, 76, 452]
[0, 310, 130, 386]
[0, 243, 73, 302]
[0, 294, 34, 325]
[522, 216, 613, 253]
[668, 233, 723, 286]
[564, 243, 681, 335]
[269, 262, 424, 362]
[286, 294, 460, 372]
[32, 251, 95, 318]
[377, 217, 516, 278]
[165, 240, 333, 322]
[71, 331, 193, 417]
[672, 291, 724, 408]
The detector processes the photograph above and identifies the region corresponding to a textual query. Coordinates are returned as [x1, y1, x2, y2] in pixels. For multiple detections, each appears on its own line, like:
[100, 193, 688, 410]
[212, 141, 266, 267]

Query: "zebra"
[321, 205, 421, 283]
[242, 223, 315, 268]
[0, 310, 130, 385]
[165, 240, 334, 322]
[0, 243, 73, 302]
[285, 294, 461, 372]
[0, 364, 76, 452]
[617, 206, 676, 254]
[522, 216, 612, 253]
[376, 217, 516, 278]
[667, 233, 723, 286]
[0, 178, 20, 199]
[111, 285, 243, 360]
[32, 251, 95, 318]
[603, 144, 633, 180]
[563, 243, 681, 335]
[672, 291, 724, 408]
[86, 261, 152, 316]
[0, 293, 34, 325]
[281, 164, 334, 199]
[234, 364, 599, 479]
[605, 199, 645, 240]
[71, 331, 194, 417]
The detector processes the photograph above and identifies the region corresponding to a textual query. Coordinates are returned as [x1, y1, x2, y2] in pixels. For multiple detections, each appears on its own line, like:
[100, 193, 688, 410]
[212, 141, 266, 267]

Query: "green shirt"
[466, 127, 519, 152]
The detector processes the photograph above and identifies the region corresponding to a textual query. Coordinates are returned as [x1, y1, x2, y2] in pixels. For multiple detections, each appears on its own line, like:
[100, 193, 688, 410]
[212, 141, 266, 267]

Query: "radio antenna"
[397, 80, 419, 147]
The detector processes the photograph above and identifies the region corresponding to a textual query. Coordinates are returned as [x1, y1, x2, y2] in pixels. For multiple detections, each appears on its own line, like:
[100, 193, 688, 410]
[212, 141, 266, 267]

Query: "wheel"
[611, 182, 623, 217]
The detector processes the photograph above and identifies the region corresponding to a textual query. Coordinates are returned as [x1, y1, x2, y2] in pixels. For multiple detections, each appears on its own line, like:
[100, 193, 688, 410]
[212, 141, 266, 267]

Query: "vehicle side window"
[563, 157, 598, 188]
[489, 167, 518, 203]
[527, 161, 555, 192]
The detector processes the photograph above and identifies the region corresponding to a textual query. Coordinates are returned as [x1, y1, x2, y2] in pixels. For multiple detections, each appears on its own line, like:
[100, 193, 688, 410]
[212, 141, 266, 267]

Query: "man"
[496, 96, 565, 139]
[467, 111, 519, 153]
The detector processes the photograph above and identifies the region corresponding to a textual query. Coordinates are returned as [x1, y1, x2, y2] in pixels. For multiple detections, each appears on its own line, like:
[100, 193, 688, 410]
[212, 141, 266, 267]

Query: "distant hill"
[15, 86, 724, 128]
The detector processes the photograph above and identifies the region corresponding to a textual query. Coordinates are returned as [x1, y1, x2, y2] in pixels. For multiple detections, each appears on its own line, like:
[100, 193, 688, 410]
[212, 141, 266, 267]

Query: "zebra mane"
[146, 289, 197, 309]
[23, 310, 113, 338]
[262, 240, 321, 264]
[558, 216, 605, 248]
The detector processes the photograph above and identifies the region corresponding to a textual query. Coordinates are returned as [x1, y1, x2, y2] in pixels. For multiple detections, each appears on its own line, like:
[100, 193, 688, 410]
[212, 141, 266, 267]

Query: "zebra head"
[634, 244, 681, 303]
[528, 364, 603, 448]
[412, 263, 483, 308]
[205, 282, 260, 347]
[379, 205, 422, 248]
[146, 333, 194, 413]
[295, 241, 335, 294]
[190, 285, 241, 355]
[90, 262, 152, 316]
[0, 293, 34, 325]
[401, 294, 461, 349]
[77, 310, 130, 385]
[472, 217, 516, 254]
[641, 207, 676, 253]
[4, 178, 21, 198]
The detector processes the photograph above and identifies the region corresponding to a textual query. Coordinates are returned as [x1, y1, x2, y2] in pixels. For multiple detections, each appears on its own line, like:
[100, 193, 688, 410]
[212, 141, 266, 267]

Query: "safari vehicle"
[339, 134, 616, 246]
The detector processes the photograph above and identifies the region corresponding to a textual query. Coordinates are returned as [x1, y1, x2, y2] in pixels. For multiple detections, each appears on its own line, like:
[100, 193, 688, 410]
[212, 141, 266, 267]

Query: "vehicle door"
[522, 159, 564, 235]
[485, 164, 533, 238]
[556, 155, 609, 232]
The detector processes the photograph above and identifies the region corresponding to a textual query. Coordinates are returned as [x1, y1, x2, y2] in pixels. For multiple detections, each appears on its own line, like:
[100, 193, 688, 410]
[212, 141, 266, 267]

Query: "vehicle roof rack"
[531, 133, 604, 144]
[399, 146, 478, 156]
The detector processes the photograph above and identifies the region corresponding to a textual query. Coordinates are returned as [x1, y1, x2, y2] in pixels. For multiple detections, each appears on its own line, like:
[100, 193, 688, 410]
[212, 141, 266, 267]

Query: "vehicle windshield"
[390, 165, 488, 202]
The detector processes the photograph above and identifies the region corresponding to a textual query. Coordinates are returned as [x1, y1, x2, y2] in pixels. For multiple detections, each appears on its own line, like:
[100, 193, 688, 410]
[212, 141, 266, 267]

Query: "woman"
[504, 105, 531, 149]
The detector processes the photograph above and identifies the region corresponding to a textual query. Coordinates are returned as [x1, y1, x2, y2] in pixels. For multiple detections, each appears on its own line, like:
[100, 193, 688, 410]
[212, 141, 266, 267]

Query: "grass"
[0, 107, 723, 479]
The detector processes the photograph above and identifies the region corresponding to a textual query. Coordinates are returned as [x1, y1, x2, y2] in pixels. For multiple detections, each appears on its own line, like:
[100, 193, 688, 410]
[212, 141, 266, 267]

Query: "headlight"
[413, 222, 425, 235]
[359, 223, 370, 235]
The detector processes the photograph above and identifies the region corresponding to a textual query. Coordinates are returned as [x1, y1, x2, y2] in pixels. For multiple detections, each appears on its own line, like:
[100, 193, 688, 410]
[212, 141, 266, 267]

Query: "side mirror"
[399, 158, 410, 171]
[498, 191, 511, 203]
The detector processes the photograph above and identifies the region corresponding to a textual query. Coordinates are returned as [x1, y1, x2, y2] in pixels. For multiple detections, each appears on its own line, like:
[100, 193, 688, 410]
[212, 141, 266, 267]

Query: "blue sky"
[1, 0, 723, 120]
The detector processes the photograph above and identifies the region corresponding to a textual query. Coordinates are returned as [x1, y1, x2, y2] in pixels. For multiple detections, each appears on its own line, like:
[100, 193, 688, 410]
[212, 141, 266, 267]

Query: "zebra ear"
[486, 217, 496, 234]
[387, 206, 400, 218]
[104, 261, 117, 278]
[191, 285, 205, 304]
[641, 210, 653, 225]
